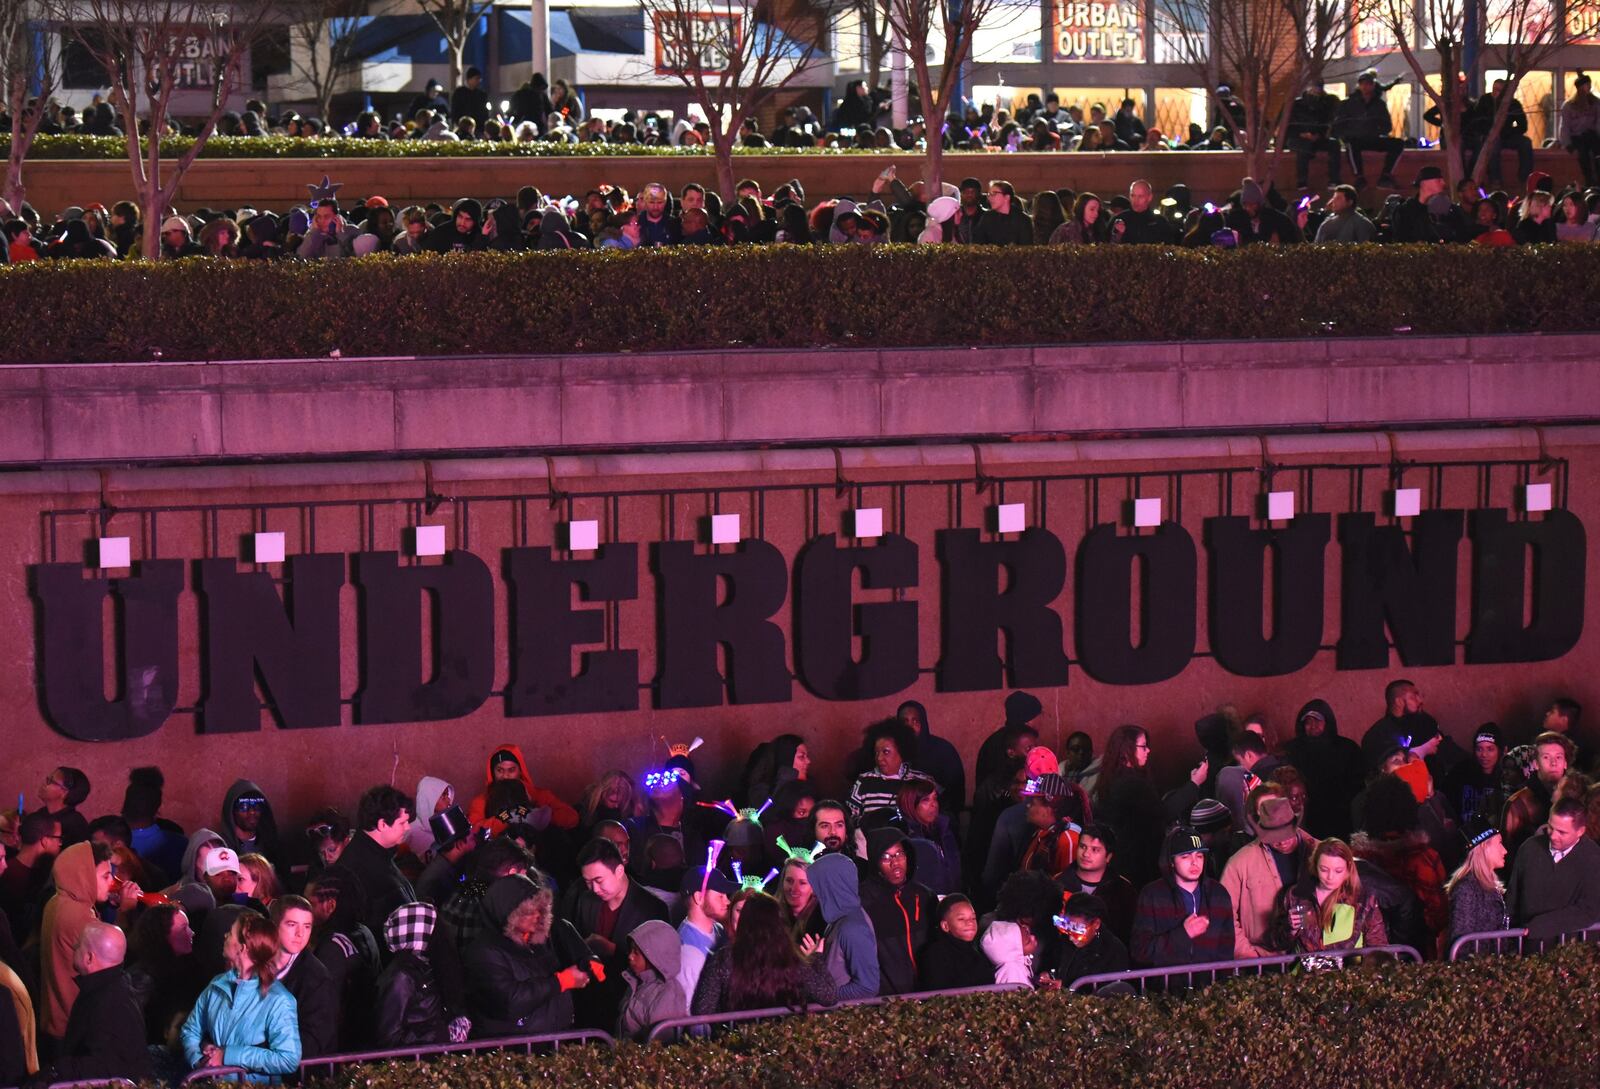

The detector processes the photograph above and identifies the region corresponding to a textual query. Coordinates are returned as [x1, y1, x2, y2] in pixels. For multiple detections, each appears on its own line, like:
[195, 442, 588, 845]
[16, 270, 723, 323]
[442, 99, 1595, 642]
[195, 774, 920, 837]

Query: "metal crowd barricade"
[297, 1030, 617, 1078]
[644, 982, 1030, 1044]
[1448, 924, 1600, 961]
[179, 1068, 251, 1085]
[1067, 944, 1423, 995]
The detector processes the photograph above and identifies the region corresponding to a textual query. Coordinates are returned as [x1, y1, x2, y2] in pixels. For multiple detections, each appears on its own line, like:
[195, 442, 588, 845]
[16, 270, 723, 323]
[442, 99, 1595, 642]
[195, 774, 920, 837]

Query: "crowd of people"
[9, 66, 1600, 261]
[0, 680, 1596, 1084]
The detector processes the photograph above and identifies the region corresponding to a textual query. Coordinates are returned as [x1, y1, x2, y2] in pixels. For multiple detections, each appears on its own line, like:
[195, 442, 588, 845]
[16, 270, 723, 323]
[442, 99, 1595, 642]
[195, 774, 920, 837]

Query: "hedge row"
[6, 243, 1600, 365]
[285, 944, 1600, 1089]
[6, 134, 887, 160]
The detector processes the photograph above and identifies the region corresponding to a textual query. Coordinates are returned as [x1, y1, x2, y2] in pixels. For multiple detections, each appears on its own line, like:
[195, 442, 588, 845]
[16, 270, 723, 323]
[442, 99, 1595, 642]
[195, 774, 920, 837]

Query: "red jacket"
[465, 742, 579, 831]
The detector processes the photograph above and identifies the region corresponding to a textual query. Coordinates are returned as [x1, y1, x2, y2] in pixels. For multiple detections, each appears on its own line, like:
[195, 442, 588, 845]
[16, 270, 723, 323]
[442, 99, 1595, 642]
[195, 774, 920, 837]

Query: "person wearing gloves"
[464, 872, 598, 1037]
[373, 902, 450, 1046]
[616, 919, 684, 1040]
[465, 744, 579, 831]
[809, 853, 880, 999]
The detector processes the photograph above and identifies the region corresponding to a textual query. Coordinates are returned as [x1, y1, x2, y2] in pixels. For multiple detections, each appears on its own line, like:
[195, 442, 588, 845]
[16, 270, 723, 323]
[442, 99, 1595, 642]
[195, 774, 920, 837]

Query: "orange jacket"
[465, 742, 578, 831]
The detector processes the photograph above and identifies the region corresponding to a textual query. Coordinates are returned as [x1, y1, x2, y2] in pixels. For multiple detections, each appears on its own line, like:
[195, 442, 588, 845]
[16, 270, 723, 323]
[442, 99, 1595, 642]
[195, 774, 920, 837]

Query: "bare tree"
[637, 0, 834, 199]
[56, 0, 280, 259]
[1467, 0, 1600, 185]
[284, 0, 367, 126]
[884, 0, 1002, 193]
[0, 0, 56, 213]
[415, 0, 492, 93]
[841, 0, 890, 88]
[1377, 0, 1473, 187]
[1155, 0, 1349, 183]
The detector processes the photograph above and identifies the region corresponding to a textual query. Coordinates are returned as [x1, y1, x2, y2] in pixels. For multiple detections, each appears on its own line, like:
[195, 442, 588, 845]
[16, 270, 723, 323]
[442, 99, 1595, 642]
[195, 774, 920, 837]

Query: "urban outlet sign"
[30, 508, 1584, 741]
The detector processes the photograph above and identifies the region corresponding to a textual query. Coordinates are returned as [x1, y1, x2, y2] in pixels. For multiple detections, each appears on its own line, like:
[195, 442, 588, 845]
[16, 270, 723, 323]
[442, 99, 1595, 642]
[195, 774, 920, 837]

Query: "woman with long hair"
[180, 913, 300, 1081]
[1280, 839, 1387, 954]
[1031, 191, 1065, 244]
[1093, 725, 1165, 887]
[235, 854, 281, 908]
[578, 770, 639, 834]
[127, 903, 205, 1049]
[1445, 822, 1509, 945]
[689, 893, 835, 1013]
[777, 859, 825, 943]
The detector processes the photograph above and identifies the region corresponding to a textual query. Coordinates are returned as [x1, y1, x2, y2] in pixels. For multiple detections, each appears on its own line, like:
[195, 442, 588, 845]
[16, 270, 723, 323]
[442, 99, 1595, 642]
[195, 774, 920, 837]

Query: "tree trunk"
[711, 127, 736, 202]
[448, 34, 465, 93]
[4, 130, 26, 213]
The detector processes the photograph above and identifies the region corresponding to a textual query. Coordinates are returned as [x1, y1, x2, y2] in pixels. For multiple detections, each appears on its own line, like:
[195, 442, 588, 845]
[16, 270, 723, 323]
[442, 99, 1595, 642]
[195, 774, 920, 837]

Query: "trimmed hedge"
[4, 134, 888, 160]
[5, 243, 1600, 365]
[285, 944, 1600, 1089]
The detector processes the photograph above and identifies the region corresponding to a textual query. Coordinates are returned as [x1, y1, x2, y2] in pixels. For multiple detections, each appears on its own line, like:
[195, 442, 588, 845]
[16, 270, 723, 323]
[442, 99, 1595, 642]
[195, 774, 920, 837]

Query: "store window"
[1350, 0, 1410, 56]
[976, 0, 1044, 62]
[1485, 68, 1555, 146]
[971, 84, 1046, 115]
[1568, 0, 1600, 40]
[1153, 86, 1204, 141]
[1150, 0, 1202, 64]
[1486, 0, 1554, 43]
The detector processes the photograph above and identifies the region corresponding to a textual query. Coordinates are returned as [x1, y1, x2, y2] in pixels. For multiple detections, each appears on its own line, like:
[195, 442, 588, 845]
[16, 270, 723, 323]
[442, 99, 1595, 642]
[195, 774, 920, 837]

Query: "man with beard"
[1362, 680, 1442, 771]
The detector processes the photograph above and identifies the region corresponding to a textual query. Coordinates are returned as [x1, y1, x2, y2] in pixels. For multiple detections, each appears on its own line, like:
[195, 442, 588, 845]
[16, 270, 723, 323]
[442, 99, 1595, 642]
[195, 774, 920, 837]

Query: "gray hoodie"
[617, 919, 685, 1040]
[809, 854, 879, 999]
[172, 827, 226, 916]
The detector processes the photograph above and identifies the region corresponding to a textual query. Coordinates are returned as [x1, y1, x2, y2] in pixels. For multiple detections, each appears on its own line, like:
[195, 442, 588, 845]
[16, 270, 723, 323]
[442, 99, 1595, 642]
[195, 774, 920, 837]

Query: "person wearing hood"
[218, 781, 282, 873]
[979, 919, 1035, 986]
[536, 206, 580, 249]
[373, 902, 448, 1046]
[1285, 699, 1365, 839]
[975, 691, 1044, 790]
[168, 828, 228, 917]
[809, 853, 879, 999]
[1130, 828, 1234, 967]
[1054, 893, 1130, 988]
[860, 828, 937, 995]
[616, 919, 684, 1040]
[917, 895, 992, 989]
[423, 198, 488, 253]
[41, 841, 120, 1044]
[897, 701, 966, 814]
[47, 218, 112, 259]
[238, 214, 283, 260]
[466, 744, 578, 831]
[408, 778, 456, 860]
[463, 873, 595, 1037]
[485, 201, 526, 251]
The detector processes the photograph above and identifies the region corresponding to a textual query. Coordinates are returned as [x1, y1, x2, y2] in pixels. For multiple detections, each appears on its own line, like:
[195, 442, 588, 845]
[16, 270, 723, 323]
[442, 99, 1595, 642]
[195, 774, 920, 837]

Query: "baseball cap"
[204, 847, 241, 876]
[679, 866, 739, 898]
[1164, 827, 1207, 858]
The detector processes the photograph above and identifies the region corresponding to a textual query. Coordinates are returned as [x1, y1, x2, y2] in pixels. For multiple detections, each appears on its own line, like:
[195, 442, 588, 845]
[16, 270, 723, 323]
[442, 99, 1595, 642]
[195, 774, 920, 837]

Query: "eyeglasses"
[235, 798, 267, 811]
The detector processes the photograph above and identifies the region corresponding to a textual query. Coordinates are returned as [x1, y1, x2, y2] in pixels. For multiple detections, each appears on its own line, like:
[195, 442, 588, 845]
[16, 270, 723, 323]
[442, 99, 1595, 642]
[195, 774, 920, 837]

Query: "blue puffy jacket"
[181, 970, 302, 1083]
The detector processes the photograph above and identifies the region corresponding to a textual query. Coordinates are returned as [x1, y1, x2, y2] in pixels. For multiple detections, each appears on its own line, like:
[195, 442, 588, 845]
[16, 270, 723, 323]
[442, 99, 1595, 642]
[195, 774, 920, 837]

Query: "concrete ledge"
[3, 331, 1598, 467]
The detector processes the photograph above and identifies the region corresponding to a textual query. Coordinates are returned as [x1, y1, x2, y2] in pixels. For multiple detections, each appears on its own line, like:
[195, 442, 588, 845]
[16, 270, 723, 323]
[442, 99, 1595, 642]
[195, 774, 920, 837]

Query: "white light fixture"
[1132, 497, 1162, 528]
[1265, 491, 1295, 522]
[710, 513, 741, 545]
[851, 508, 884, 539]
[253, 532, 286, 564]
[1523, 483, 1553, 512]
[566, 519, 600, 551]
[995, 503, 1026, 534]
[1391, 488, 1422, 518]
[97, 537, 130, 570]
[412, 525, 447, 557]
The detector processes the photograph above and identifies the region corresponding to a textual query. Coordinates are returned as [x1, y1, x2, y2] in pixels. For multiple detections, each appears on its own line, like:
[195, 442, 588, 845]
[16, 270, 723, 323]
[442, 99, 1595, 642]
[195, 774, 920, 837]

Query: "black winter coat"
[374, 951, 447, 1047]
[463, 919, 588, 1038]
[279, 949, 340, 1057]
[48, 966, 154, 1082]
